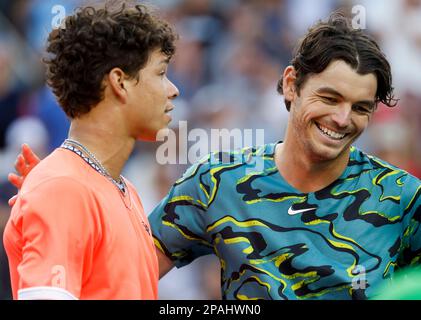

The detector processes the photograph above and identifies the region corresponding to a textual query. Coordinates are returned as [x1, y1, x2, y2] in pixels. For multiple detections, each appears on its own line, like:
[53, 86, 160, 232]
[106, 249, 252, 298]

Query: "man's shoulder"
[204, 143, 274, 169]
[350, 146, 421, 187]
[22, 148, 93, 194]
[175, 143, 275, 184]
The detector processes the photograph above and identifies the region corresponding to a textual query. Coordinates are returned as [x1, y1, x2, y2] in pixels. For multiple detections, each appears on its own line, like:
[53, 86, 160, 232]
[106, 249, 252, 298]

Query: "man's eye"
[321, 96, 337, 104]
[352, 105, 371, 113]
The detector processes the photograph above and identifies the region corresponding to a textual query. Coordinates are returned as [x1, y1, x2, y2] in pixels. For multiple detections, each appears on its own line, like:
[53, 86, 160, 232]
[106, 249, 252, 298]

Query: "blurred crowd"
[0, 0, 420, 300]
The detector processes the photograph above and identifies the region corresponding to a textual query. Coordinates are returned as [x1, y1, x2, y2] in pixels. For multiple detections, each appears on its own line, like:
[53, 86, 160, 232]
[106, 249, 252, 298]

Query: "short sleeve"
[149, 155, 214, 268]
[13, 177, 99, 299]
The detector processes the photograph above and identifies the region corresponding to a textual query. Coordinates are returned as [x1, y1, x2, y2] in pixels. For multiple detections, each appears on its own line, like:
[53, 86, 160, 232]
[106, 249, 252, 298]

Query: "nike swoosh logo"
[288, 207, 317, 216]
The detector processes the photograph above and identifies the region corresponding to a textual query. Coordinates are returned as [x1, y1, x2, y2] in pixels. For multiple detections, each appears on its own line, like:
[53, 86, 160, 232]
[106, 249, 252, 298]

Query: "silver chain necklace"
[61, 138, 126, 194]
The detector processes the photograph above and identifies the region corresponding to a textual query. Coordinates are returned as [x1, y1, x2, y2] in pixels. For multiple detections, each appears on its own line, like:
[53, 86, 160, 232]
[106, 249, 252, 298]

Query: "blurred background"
[0, 0, 420, 300]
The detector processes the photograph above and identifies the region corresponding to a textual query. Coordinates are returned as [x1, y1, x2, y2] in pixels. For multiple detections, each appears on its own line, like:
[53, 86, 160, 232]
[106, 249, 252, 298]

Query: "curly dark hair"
[277, 12, 397, 111]
[44, 1, 177, 118]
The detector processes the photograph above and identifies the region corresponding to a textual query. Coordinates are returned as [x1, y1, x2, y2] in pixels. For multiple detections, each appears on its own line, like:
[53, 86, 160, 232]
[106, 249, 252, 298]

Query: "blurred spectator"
[34, 86, 70, 152]
[25, 0, 81, 51]
[368, 99, 421, 178]
[0, 42, 20, 150]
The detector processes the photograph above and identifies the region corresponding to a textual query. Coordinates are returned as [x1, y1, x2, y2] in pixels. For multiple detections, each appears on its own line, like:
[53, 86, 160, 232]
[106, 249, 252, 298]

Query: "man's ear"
[107, 68, 128, 103]
[282, 66, 297, 104]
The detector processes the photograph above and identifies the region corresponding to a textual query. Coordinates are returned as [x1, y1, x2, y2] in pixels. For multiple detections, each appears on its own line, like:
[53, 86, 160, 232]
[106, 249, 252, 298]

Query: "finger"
[8, 173, 23, 189]
[14, 154, 25, 174]
[8, 195, 17, 207]
[22, 143, 41, 167]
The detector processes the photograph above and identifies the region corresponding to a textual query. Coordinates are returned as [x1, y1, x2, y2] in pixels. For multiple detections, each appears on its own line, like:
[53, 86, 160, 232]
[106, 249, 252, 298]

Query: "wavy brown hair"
[44, 1, 177, 118]
[278, 12, 397, 111]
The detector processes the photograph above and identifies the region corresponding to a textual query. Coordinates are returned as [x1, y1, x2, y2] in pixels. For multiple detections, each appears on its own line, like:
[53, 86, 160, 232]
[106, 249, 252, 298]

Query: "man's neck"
[68, 120, 135, 181]
[275, 140, 350, 193]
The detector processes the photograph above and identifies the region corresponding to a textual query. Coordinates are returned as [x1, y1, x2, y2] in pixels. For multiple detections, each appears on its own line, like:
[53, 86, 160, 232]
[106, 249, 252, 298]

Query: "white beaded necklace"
[61, 138, 127, 194]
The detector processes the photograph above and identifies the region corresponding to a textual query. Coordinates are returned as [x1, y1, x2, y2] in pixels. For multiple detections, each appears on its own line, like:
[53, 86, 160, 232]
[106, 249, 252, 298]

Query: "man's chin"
[135, 127, 170, 142]
[309, 143, 350, 162]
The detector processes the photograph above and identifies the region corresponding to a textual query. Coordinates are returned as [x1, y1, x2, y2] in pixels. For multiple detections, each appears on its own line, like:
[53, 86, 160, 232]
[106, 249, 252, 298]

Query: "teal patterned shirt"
[149, 143, 421, 300]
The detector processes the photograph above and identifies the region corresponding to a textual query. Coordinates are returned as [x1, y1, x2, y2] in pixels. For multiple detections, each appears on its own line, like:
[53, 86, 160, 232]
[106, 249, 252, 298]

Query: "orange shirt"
[3, 148, 158, 300]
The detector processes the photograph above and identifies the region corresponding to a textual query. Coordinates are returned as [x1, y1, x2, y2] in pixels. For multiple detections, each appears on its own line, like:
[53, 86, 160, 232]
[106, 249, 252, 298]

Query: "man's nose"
[331, 104, 352, 128]
[168, 79, 179, 99]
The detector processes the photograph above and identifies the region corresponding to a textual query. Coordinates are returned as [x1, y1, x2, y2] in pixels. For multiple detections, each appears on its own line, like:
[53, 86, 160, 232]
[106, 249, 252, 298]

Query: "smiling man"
[148, 13, 421, 300]
[3, 1, 179, 300]
[276, 60, 378, 193]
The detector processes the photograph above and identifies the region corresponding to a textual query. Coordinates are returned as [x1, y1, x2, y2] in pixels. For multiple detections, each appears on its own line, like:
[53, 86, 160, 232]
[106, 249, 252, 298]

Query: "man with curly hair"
[3, 1, 179, 300]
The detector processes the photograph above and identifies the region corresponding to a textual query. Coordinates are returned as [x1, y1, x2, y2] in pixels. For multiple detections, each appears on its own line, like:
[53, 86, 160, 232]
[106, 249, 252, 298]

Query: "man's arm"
[149, 154, 214, 279]
[5, 177, 98, 299]
[156, 247, 175, 279]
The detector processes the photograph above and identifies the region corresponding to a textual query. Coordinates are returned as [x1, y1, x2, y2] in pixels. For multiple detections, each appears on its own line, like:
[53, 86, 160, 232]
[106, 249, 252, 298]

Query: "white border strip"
[18, 286, 78, 300]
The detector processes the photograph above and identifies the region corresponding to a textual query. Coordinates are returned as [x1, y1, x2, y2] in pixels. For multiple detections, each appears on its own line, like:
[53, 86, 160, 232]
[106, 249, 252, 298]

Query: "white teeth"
[316, 123, 346, 140]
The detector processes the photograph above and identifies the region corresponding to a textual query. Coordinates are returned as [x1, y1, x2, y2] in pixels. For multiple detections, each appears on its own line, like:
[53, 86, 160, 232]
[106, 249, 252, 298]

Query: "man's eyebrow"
[315, 87, 344, 98]
[316, 86, 376, 109]
[159, 57, 171, 65]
